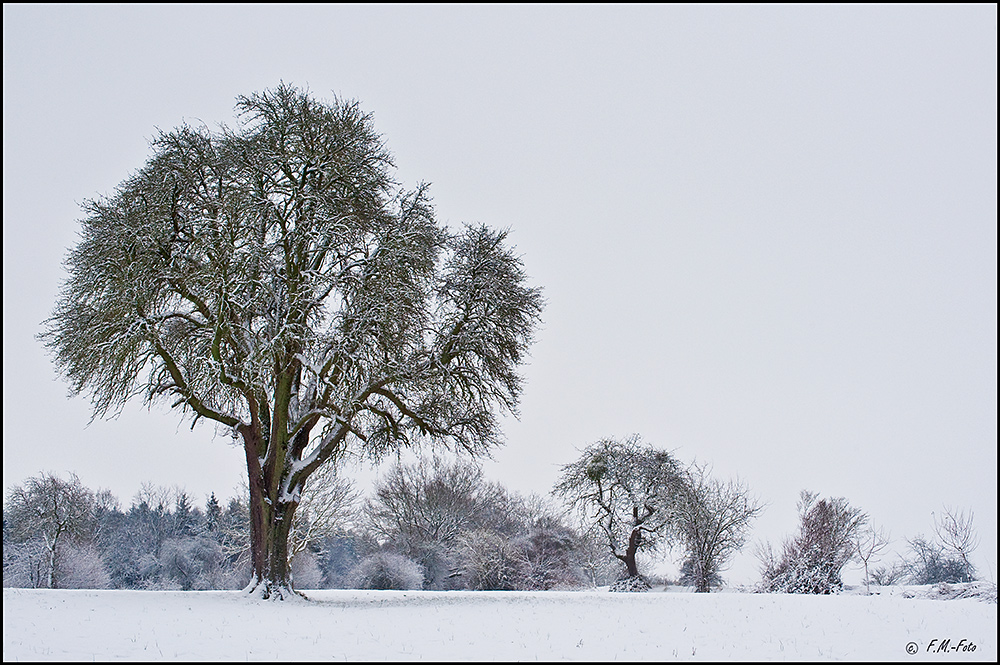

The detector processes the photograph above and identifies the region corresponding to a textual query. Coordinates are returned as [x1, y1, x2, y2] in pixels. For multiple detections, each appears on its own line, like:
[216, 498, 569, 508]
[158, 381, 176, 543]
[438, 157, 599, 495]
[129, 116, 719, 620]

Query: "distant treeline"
[4, 447, 980, 593]
[2, 458, 617, 592]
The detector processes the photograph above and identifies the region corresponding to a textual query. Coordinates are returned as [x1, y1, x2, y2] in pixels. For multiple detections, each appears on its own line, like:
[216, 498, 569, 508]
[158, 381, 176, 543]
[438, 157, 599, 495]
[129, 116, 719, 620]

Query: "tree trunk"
[239, 424, 305, 600]
[256, 497, 300, 599]
[45, 525, 64, 589]
[46, 538, 58, 589]
[695, 571, 710, 593]
[240, 425, 267, 588]
[623, 528, 641, 578]
[243, 483, 303, 599]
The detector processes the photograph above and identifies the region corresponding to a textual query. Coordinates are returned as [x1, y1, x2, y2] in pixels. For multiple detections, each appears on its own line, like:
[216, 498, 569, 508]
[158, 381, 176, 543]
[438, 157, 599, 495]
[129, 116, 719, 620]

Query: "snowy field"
[3, 585, 996, 662]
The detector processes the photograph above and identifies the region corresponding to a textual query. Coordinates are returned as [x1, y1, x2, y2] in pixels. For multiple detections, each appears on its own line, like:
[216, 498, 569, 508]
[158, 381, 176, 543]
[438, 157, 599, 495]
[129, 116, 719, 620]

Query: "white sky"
[3, 4, 996, 585]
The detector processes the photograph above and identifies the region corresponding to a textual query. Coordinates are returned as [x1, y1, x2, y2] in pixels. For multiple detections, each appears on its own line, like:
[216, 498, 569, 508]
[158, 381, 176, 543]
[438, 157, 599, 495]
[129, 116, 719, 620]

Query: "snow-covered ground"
[3, 584, 996, 661]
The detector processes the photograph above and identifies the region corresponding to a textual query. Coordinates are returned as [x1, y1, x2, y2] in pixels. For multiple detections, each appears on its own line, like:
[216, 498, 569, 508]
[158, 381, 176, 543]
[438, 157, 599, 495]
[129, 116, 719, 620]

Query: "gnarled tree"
[553, 435, 686, 585]
[41, 84, 544, 600]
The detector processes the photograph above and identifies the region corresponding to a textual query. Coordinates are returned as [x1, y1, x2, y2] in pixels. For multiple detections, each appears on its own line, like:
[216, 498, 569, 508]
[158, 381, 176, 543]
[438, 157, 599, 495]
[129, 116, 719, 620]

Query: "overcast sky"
[3, 4, 996, 584]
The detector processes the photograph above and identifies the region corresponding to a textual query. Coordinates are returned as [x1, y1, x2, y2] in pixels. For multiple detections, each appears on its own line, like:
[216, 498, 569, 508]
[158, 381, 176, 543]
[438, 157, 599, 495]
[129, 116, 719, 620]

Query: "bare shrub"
[364, 455, 527, 590]
[158, 537, 224, 590]
[459, 529, 527, 590]
[903, 536, 976, 584]
[516, 517, 587, 590]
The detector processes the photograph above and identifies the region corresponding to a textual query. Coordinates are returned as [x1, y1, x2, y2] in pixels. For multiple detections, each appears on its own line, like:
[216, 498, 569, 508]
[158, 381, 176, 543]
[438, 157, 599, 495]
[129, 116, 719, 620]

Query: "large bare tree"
[41, 84, 544, 599]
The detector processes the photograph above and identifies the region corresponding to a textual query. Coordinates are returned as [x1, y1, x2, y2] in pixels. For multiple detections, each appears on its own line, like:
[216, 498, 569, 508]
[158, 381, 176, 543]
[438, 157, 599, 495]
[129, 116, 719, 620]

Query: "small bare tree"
[365, 456, 485, 551]
[933, 506, 979, 578]
[4, 472, 96, 589]
[290, 462, 360, 561]
[852, 523, 891, 594]
[458, 528, 527, 590]
[676, 464, 763, 592]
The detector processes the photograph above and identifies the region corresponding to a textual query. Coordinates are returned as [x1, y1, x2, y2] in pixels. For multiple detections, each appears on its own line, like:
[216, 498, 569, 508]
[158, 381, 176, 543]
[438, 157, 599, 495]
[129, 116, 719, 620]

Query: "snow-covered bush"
[516, 518, 587, 590]
[3, 538, 48, 588]
[364, 456, 535, 590]
[758, 551, 845, 594]
[347, 551, 424, 590]
[290, 550, 324, 590]
[408, 540, 463, 591]
[57, 543, 111, 589]
[158, 537, 224, 590]
[758, 491, 867, 594]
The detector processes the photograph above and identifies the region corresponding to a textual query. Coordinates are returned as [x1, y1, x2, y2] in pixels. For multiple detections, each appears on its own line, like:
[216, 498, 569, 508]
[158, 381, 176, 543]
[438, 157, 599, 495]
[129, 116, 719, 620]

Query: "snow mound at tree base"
[608, 576, 652, 592]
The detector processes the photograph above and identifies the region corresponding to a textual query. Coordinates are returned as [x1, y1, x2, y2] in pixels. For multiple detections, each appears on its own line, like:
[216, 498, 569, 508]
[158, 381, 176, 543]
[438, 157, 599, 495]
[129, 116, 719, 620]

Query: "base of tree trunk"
[609, 576, 652, 593]
[243, 576, 309, 601]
